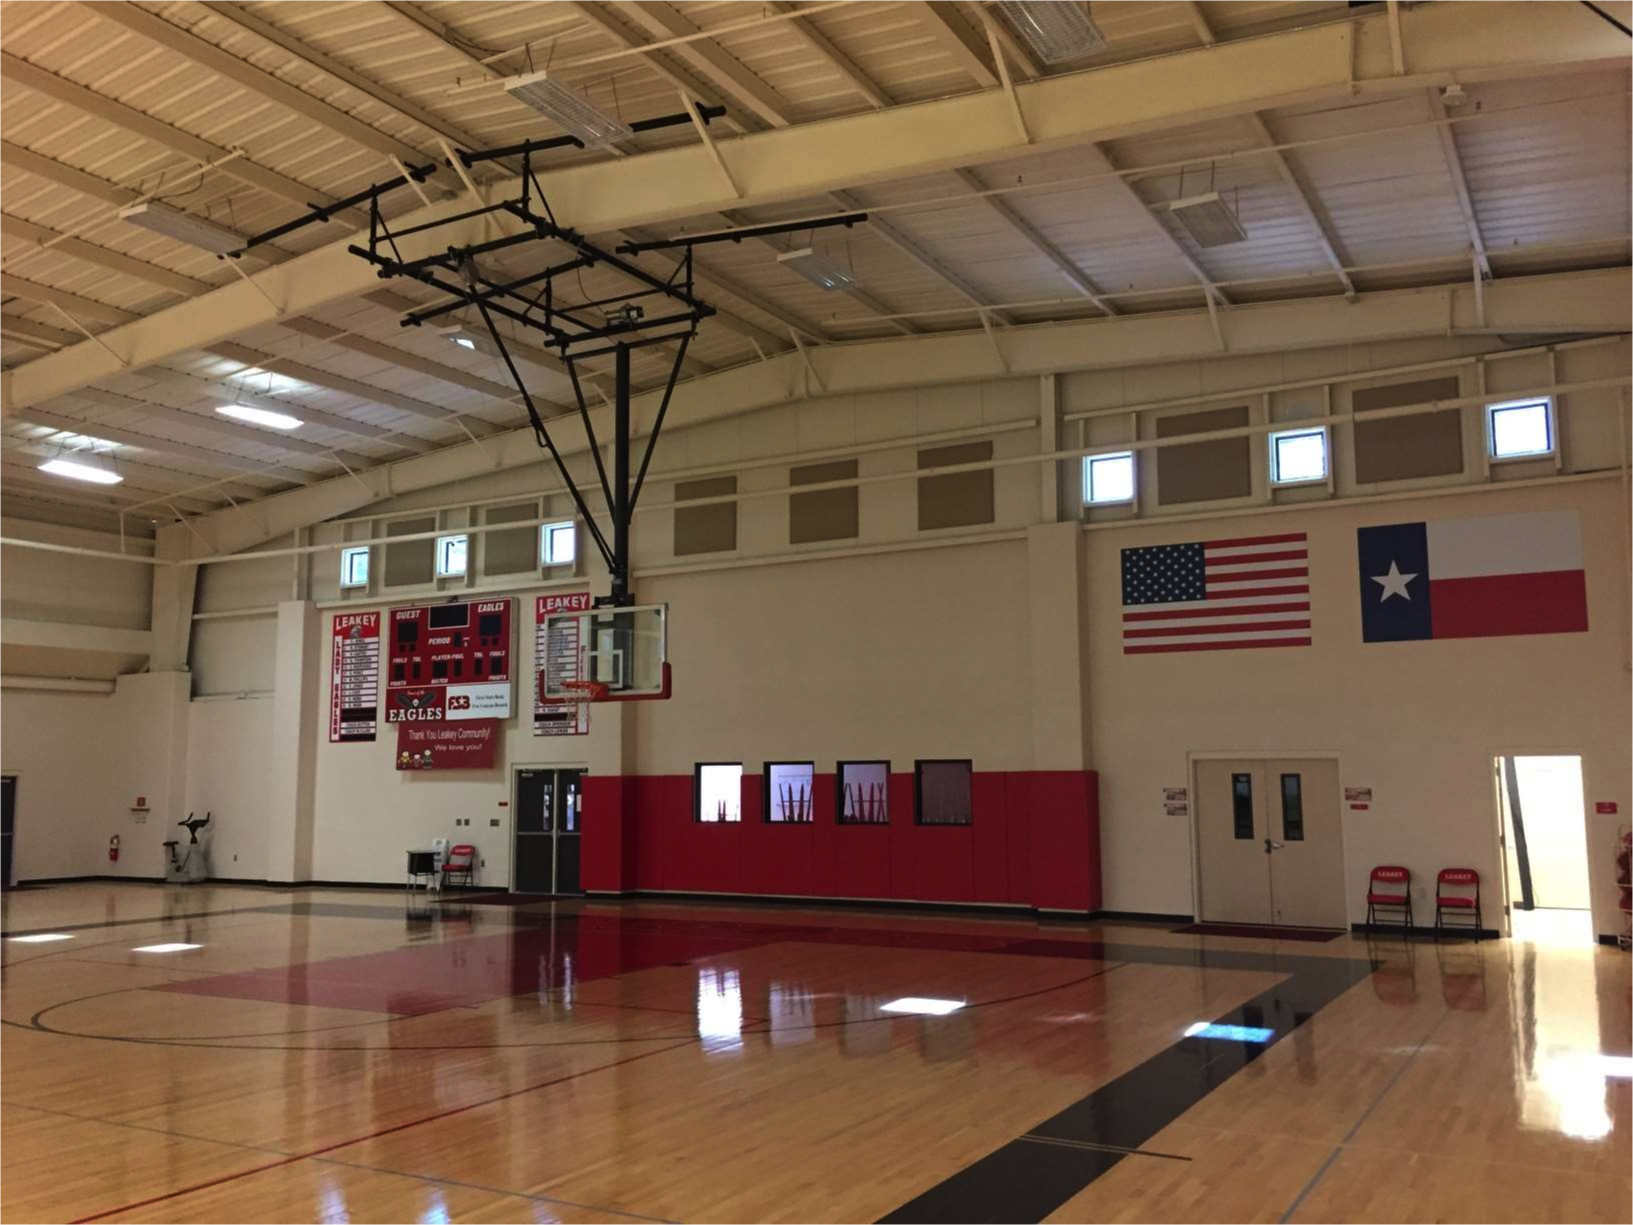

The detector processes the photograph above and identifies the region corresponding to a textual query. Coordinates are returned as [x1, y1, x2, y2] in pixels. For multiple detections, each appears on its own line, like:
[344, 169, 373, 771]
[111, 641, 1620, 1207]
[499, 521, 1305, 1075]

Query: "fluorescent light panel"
[217, 404, 302, 431]
[880, 997, 965, 1016]
[1167, 192, 1248, 248]
[118, 201, 244, 255]
[39, 457, 122, 485]
[995, 0, 1106, 63]
[777, 247, 855, 291]
[8, 933, 74, 943]
[503, 71, 633, 148]
[132, 943, 202, 953]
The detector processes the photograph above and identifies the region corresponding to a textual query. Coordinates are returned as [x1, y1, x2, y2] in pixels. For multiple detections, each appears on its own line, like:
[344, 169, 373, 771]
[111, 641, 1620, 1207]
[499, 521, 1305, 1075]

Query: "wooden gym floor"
[2, 884, 1628, 1224]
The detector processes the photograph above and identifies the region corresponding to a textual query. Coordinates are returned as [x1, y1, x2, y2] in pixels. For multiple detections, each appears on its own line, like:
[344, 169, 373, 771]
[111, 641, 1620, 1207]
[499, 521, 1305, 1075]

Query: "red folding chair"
[1434, 868, 1482, 940]
[440, 844, 476, 891]
[1366, 865, 1413, 932]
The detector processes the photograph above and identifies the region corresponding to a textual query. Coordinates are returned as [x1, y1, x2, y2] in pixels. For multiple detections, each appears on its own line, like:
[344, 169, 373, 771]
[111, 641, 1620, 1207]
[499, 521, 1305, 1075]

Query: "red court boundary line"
[68, 1039, 694, 1224]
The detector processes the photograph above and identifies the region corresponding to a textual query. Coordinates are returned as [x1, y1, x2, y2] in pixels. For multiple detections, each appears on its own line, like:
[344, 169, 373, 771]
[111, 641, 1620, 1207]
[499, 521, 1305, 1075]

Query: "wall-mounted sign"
[1344, 786, 1373, 803]
[395, 719, 499, 770]
[329, 611, 380, 742]
[1164, 788, 1188, 803]
[1164, 803, 1189, 817]
[386, 598, 513, 722]
[535, 592, 592, 736]
[1597, 801, 1619, 815]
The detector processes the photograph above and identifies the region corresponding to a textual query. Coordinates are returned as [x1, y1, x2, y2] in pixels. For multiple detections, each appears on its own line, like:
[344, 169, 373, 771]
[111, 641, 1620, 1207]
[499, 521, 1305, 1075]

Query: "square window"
[1084, 452, 1135, 505]
[915, 759, 973, 826]
[695, 763, 742, 823]
[435, 534, 468, 578]
[1488, 399, 1553, 460]
[541, 521, 576, 566]
[1270, 428, 1328, 484]
[765, 762, 815, 823]
[340, 546, 370, 589]
[838, 760, 890, 825]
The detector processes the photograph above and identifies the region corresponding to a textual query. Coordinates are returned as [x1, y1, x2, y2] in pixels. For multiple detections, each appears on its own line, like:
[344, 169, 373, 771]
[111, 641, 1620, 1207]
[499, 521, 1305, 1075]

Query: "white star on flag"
[1372, 560, 1417, 602]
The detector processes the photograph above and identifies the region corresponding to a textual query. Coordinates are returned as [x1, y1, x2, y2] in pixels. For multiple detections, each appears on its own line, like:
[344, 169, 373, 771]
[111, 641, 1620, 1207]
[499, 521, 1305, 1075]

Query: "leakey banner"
[329, 612, 380, 742]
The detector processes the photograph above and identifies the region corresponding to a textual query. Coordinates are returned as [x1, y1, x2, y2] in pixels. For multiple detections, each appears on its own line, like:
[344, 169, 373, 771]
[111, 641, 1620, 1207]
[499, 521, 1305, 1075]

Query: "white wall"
[184, 697, 274, 881]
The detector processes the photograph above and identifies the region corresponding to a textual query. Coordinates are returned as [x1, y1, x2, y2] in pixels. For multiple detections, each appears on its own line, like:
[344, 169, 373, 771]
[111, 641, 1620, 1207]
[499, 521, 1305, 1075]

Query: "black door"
[515, 769, 555, 894]
[1, 776, 14, 891]
[556, 770, 583, 894]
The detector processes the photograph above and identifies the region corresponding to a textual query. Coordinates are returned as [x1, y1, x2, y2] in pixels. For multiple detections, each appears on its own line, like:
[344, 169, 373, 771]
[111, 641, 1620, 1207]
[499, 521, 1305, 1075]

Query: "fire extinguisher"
[108, 835, 120, 864]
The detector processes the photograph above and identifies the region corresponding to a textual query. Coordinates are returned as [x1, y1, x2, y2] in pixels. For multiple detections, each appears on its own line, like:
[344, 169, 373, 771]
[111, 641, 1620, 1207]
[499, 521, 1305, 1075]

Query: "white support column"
[1026, 521, 1091, 770]
[266, 600, 320, 882]
[1039, 373, 1061, 523]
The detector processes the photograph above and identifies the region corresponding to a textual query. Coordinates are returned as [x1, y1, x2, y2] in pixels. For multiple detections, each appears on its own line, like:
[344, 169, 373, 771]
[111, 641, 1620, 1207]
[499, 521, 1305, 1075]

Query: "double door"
[514, 768, 585, 895]
[1195, 758, 1345, 928]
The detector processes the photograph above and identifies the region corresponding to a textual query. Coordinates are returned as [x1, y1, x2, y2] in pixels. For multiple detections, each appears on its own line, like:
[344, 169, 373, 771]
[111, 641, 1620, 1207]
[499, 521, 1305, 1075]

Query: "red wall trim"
[583, 770, 1100, 911]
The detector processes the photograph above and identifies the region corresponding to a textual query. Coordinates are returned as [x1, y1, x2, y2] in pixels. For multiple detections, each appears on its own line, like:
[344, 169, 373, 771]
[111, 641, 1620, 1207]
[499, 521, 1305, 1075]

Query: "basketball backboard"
[541, 602, 669, 701]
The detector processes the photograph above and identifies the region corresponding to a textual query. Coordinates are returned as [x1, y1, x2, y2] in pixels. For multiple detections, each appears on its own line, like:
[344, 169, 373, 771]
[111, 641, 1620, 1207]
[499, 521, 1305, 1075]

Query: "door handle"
[1264, 838, 1284, 852]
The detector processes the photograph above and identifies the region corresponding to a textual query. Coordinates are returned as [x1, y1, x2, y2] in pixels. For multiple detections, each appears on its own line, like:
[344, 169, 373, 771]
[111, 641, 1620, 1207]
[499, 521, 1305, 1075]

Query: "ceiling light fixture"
[994, 0, 1106, 63]
[1167, 191, 1248, 248]
[502, 71, 634, 148]
[776, 247, 856, 291]
[118, 201, 245, 255]
[436, 323, 487, 352]
[216, 404, 302, 431]
[39, 457, 122, 485]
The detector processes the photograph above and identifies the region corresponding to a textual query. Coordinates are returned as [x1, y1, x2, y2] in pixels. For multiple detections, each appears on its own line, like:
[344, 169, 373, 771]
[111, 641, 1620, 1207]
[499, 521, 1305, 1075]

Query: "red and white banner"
[329, 612, 380, 742]
[535, 592, 592, 736]
[395, 719, 499, 770]
[386, 598, 514, 722]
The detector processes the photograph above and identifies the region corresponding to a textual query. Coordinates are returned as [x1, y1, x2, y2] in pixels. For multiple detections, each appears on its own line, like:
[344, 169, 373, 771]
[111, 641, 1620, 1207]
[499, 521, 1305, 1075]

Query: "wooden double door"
[1195, 758, 1346, 928]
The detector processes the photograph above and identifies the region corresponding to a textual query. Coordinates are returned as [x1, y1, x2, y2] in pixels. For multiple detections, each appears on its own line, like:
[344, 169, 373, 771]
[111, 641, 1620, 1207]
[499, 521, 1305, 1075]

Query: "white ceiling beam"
[163, 266, 1632, 558]
[918, 1, 1002, 88]
[0, 467, 226, 516]
[12, 406, 317, 484]
[70, 384, 378, 467]
[9, 2, 1622, 412]
[1427, 87, 1494, 280]
[0, 274, 139, 326]
[612, 1, 797, 128]
[195, 1, 486, 158]
[3, 214, 214, 297]
[0, 53, 365, 223]
[949, 168, 1117, 314]
[1242, 114, 1357, 300]
[1, 314, 80, 348]
[74, 2, 434, 170]
[764, 1, 891, 109]
[1185, 2, 1219, 47]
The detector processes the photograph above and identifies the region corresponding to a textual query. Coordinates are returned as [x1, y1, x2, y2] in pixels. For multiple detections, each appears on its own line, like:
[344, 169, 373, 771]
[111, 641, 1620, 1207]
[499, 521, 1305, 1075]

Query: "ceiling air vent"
[1167, 191, 1248, 248]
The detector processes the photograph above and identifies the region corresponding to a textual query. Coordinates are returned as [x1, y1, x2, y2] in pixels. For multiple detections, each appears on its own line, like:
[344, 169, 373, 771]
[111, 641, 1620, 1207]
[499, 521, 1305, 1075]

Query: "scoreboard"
[385, 597, 514, 722]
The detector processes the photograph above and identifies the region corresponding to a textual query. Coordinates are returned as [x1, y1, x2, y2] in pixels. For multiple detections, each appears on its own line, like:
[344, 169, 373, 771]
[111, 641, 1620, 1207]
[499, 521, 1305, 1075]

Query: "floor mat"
[1172, 922, 1343, 943]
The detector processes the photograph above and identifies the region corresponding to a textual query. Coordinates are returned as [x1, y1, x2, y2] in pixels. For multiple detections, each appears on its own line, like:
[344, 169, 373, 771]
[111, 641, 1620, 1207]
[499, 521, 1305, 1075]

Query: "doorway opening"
[1495, 755, 1591, 944]
[1, 775, 15, 891]
[1192, 756, 1346, 929]
[513, 767, 586, 896]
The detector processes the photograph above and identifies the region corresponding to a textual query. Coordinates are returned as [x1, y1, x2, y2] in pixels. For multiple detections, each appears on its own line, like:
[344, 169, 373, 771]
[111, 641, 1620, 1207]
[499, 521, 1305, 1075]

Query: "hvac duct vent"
[1167, 191, 1248, 248]
[776, 247, 856, 291]
[994, 1, 1106, 63]
[503, 72, 634, 148]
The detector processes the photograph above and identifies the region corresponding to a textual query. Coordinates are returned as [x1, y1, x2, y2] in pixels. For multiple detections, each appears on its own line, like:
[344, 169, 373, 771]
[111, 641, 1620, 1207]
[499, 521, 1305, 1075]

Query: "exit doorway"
[513, 767, 586, 895]
[1495, 755, 1591, 944]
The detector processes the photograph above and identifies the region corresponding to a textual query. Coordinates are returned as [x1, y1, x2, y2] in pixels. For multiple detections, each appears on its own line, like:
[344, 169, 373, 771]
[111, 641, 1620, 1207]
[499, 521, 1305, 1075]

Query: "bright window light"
[8, 933, 74, 943]
[1270, 427, 1328, 484]
[435, 534, 468, 578]
[216, 404, 302, 431]
[39, 457, 122, 485]
[340, 546, 370, 589]
[880, 997, 966, 1016]
[541, 521, 576, 566]
[1084, 452, 1134, 504]
[132, 943, 202, 953]
[1184, 1021, 1274, 1043]
[1489, 399, 1553, 459]
[696, 763, 742, 823]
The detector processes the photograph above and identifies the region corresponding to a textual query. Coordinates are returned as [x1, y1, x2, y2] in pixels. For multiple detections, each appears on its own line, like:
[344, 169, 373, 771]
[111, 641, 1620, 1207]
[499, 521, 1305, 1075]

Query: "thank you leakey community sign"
[396, 719, 499, 770]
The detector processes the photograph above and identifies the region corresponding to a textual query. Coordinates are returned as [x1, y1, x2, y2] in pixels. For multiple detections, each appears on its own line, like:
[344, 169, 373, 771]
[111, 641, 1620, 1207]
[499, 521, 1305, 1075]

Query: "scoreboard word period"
[386, 597, 514, 723]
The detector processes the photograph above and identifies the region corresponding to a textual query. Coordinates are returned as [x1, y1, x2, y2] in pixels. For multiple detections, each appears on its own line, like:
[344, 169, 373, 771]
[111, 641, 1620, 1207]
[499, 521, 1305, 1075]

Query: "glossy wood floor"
[2, 884, 1628, 1224]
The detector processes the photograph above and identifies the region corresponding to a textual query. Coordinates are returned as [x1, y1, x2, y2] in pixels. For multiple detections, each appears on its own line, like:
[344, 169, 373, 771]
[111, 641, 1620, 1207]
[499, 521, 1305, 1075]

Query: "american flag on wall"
[1121, 532, 1311, 654]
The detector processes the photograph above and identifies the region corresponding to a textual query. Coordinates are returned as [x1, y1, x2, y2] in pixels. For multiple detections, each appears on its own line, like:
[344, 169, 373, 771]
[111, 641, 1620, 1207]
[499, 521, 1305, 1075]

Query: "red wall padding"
[583, 768, 1100, 911]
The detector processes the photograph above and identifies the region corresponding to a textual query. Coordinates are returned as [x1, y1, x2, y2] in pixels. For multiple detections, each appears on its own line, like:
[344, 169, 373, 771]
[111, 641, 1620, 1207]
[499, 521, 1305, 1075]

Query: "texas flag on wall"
[1357, 510, 1588, 642]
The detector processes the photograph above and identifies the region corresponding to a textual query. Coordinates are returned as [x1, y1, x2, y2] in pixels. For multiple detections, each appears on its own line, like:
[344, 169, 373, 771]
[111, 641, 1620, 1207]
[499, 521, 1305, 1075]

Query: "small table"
[406, 849, 439, 891]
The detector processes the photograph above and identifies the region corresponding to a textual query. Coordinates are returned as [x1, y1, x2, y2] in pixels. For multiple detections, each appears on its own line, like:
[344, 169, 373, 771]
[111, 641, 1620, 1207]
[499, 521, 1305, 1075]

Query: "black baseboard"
[1351, 921, 1501, 940]
[1089, 909, 1194, 924]
[18, 874, 165, 886]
